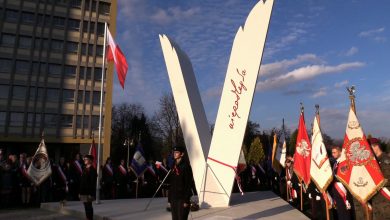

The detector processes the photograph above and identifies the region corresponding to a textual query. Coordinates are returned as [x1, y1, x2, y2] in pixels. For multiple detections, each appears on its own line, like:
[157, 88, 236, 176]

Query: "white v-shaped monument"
[159, 0, 274, 207]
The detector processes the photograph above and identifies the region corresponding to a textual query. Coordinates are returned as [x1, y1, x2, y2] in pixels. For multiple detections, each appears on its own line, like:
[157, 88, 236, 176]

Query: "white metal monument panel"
[205, 0, 274, 207]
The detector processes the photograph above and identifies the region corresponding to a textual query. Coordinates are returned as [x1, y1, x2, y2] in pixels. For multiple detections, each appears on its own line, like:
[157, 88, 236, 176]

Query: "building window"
[21, 12, 35, 24]
[82, 21, 89, 33]
[94, 68, 102, 81]
[37, 88, 45, 102]
[37, 14, 50, 26]
[19, 36, 32, 49]
[27, 113, 34, 127]
[10, 112, 24, 127]
[12, 86, 27, 100]
[85, 91, 90, 104]
[68, 19, 80, 31]
[0, 112, 6, 126]
[83, 115, 89, 128]
[15, 60, 30, 74]
[29, 87, 36, 100]
[77, 90, 84, 103]
[46, 88, 59, 102]
[53, 16, 65, 28]
[35, 114, 41, 128]
[92, 91, 100, 105]
[5, 9, 19, 23]
[99, 2, 110, 15]
[44, 114, 57, 128]
[70, 0, 82, 8]
[1, 34, 16, 47]
[60, 114, 73, 127]
[91, 115, 100, 129]
[48, 64, 62, 75]
[63, 89, 75, 102]
[76, 115, 82, 128]
[51, 40, 63, 52]
[32, 62, 40, 75]
[97, 23, 105, 36]
[96, 45, 103, 56]
[0, 85, 9, 99]
[86, 67, 92, 79]
[0, 59, 12, 72]
[66, 42, 78, 53]
[64, 65, 76, 77]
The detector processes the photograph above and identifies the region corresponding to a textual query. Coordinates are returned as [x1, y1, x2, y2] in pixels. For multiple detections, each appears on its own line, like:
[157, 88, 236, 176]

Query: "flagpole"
[300, 179, 303, 211]
[324, 192, 330, 220]
[286, 167, 289, 201]
[95, 22, 108, 204]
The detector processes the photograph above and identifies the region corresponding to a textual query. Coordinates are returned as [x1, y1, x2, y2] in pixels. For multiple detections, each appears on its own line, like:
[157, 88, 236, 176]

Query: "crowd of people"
[0, 149, 174, 209]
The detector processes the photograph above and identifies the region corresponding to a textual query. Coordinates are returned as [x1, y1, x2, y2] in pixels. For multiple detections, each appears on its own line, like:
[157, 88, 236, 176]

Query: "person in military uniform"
[285, 155, 300, 208]
[369, 138, 390, 220]
[329, 146, 355, 220]
[168, 146, 194, 220]
[307, 182, 327, 220]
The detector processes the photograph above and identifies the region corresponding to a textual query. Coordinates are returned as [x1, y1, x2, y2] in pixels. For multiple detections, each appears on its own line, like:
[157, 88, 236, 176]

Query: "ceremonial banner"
[336, 108, 386, 203]
[310, 112, 333, 192]
[272, 128, 287, 174]
[27, 138, 52, 186]
[293, 109, 312, 185]
[131, 143, 147, 176]
[237, 149, 247, 174]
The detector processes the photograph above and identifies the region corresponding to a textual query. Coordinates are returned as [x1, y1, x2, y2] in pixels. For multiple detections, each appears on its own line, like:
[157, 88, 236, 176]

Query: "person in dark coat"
[53, 157, 68, 206]
[101, 157, 115, 199]
[69, 153, 83, 200]
[79, 154, 97, 220]
[18, 153, 32, 206]
[307, 182, 326, 220]
[168, 146, 194, 220]
[115, 159, 128, 199]
[329, 146, 355, 220]
[369, 138, 390, 220]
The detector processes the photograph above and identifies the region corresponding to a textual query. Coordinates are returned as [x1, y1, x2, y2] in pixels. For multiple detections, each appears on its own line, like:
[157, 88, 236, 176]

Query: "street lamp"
[123, 137, 134, 168]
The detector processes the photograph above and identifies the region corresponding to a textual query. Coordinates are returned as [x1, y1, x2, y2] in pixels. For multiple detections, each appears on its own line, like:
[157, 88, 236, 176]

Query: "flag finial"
[346, 86, 356, 114]
[300, 102, 304, 114]
[315, 104, 320, 115]
[41, 131, 44, 139]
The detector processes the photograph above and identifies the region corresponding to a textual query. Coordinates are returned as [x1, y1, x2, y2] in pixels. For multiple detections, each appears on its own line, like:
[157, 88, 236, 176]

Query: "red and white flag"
[310, 112, 333, 192]
[89, 139, 97, 169]
[107, 28, 128, 89]
[293, 109, 312, 185]
[336, 108, 386, 203]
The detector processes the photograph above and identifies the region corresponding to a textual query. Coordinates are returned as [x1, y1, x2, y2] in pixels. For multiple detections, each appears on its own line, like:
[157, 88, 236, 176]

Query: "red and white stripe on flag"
[336, 108, 386, 203]
[107, 28, 128, 89]
[293, 111, 312, 185]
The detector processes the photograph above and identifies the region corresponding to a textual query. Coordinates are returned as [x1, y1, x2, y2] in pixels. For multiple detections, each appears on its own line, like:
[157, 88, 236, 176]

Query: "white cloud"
[150, 7, 201, 25]
[334, 80, 349, 88]
[256, 62, 365, 91]
[344, 46, 359, 56]
[259, 53, 322, 78]
[359, 27, 385, 37]
[311, 87, 327, 98]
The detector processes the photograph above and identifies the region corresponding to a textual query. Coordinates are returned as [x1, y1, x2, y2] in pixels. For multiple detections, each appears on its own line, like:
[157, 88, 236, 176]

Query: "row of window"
[4, 9, 106, 35]
[0, 58, 103, 80]
[1, 33, 104, 56]
[38, 0, 110, 14]
[0, 85, 102, 105]
[0, 111, 101, 129]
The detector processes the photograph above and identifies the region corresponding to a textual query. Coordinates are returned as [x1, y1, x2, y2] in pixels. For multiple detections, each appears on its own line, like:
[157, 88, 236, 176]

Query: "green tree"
[288, 129, 298, 156]
[247, 137, 265, 165]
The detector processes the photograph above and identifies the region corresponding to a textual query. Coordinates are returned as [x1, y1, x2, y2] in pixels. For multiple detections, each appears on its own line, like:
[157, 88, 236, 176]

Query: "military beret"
[172, 146, 185, 153]
[83, 154, 94, 161]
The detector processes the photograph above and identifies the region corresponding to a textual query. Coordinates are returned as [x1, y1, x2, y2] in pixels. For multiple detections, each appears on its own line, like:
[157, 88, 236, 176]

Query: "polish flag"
[293, 109, 312, 185]
[107, 29, 128, 89]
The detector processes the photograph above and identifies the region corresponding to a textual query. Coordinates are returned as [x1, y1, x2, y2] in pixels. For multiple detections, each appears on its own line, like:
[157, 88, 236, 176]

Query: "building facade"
[0, 0, 116, 161]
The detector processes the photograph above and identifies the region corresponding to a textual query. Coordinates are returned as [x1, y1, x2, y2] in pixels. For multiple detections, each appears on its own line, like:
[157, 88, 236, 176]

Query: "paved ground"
[0, 208, 82, 220]
[41, 191, 309, 220]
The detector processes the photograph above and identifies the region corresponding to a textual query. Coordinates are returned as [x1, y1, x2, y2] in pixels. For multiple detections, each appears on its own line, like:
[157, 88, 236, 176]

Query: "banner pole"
[324, 192, 329, 220]
[300, 180, 303, 211]
[95, 22, 107, 204]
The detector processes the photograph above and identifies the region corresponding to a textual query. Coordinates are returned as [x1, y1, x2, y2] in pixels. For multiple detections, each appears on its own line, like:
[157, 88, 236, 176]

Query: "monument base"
[41, 191, 308, 220]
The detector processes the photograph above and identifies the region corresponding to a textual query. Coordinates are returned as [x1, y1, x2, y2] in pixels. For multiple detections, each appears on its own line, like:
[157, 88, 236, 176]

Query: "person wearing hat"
[79, 154, 97, 220]
[369, 138, 390, 220]
[168, 146, 194, 220]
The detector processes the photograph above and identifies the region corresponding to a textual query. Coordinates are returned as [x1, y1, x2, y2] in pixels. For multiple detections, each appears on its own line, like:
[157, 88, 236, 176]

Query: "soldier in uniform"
[307, 181, 326, 220]
[369, 138, 390, 220]
[329, 146, 355, 220]
[168, 146, 194, 220]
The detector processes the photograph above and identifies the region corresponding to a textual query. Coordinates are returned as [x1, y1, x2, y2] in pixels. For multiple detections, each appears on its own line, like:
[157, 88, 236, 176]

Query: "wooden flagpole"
[324, 192, 330, 220]
[286, 167, 289, 201]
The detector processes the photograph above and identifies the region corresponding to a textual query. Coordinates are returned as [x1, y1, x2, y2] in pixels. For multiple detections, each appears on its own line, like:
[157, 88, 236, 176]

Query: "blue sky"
[112, 0, 390, 139]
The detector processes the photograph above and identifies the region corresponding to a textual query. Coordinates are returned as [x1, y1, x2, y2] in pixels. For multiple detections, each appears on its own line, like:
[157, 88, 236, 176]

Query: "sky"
[112, 0, 390, 139]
